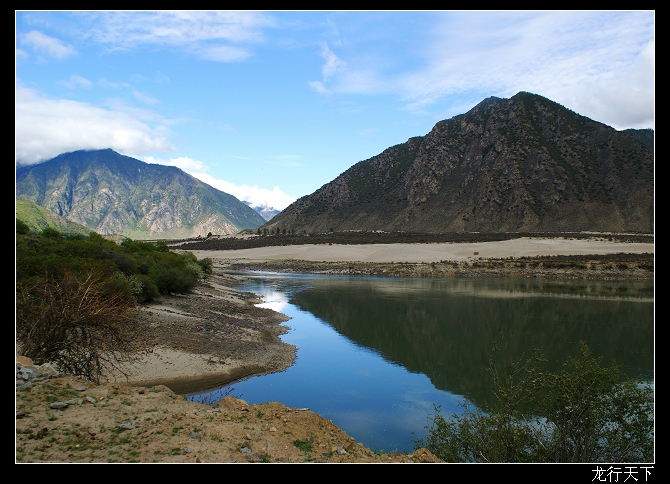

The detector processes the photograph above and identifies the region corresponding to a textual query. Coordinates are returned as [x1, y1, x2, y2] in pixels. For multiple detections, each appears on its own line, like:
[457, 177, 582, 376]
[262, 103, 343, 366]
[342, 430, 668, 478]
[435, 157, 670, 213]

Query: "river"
[187, 271, 654, 454]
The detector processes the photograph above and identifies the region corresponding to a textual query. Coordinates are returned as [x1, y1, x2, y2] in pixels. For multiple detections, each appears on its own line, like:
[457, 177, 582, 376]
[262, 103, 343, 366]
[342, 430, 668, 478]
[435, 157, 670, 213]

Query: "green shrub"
[134, 273, 161, 303]
[197, 257, 213, 274]
[16, 229, 212, 381]
[16, 218, 30, 235]
[40, 227, 63, 240]
[416, 342, 654, 463]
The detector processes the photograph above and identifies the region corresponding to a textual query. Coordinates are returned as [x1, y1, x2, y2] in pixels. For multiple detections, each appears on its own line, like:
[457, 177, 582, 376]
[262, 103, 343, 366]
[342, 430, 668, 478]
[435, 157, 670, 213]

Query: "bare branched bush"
[16, 268, 154, 384]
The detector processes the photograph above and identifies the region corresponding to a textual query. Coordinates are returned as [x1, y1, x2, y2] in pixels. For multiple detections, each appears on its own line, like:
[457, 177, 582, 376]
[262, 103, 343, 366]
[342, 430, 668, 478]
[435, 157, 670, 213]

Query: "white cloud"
[309, 80, 329, 94]
[15, 48, 28, 61]
[19, 30, 76, 60]
[197, 45, 253, 62]
[144, 155, 207, 173]
[249, 185, 295, 210]
[131, 89, 160, 105]
[15, 84, 176, 165]
[78, 10, 274, 62]
[320, 44, 346, 81]
[271, 155, 304, 167]
[99, 77, 121, 89]
[14, 80, 294, 211]
[313, 11, 654, 130]
[311, 43, 385, 96]
[60, 74, 92, 89]
[143, 156, 296, 211]
[562, 39, 655, 130]
[191, 173, 296, 211]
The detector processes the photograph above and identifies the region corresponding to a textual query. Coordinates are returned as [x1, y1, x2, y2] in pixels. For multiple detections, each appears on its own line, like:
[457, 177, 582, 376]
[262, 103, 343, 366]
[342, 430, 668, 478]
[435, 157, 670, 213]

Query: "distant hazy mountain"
[264, 92, 653, 234]
[244, 201, 280, 221]
[16, 197, 92, 237]
[16, 149, 267, 240]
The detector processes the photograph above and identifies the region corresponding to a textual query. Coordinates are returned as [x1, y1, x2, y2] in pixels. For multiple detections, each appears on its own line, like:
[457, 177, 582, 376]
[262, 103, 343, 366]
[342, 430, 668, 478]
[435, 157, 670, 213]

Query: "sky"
[15, 10, 655, 212]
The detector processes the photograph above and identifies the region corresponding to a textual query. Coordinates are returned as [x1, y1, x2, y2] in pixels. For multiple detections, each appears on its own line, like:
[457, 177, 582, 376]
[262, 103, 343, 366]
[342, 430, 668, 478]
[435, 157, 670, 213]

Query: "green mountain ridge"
[16, 197, 92, 237]
[16, 149, 267, 240]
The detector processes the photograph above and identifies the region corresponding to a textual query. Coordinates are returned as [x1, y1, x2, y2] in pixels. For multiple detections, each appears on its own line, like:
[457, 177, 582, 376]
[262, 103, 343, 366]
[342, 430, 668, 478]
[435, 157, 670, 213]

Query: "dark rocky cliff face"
[16, 149, 267, 239]
[264, 92, 653, 234]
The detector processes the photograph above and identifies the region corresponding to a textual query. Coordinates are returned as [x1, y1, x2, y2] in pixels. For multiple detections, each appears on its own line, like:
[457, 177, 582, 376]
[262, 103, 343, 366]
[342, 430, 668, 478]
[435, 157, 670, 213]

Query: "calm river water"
[187, 271, 654, 454]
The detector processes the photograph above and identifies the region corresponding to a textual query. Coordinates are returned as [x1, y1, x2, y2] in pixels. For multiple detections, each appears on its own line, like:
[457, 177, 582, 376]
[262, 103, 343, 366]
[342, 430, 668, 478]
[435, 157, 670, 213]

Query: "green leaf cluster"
[416, 342, 654, 463]
[15, 223, 214, 382]
[16, 222, 212, 304]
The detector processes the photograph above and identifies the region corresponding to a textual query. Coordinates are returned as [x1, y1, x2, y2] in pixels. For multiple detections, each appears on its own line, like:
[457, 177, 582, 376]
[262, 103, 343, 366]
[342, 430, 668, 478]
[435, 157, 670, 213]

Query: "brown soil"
[15, 375, 440, 463]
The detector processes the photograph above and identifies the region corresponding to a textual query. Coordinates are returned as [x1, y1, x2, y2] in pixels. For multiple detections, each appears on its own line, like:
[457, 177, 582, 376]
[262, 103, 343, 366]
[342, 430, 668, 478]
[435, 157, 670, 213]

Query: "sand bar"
[188, 237, 654, 264]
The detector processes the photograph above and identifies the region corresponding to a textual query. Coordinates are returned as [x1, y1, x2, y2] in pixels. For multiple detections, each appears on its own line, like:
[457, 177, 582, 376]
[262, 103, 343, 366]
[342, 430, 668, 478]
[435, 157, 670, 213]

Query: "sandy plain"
[186, 236, 654, 264]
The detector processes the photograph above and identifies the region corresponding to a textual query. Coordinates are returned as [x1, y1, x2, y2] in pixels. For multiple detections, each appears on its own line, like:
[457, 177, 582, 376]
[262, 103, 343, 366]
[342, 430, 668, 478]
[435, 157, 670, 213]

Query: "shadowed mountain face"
[264, 92, 654, 234]
[16, 149, 267, 239]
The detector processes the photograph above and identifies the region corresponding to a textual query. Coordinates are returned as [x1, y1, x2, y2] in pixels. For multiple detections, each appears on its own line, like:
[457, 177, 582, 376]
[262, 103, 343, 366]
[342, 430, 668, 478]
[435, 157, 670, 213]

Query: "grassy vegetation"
[16, 220, 213, 383]
[415, 341, 654, 463]
[16, 197, 92, 237]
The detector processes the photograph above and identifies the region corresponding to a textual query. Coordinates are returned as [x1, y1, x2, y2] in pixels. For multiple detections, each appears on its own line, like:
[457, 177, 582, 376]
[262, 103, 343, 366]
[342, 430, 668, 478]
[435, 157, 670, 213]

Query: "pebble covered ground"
[15, 368, 442, 463]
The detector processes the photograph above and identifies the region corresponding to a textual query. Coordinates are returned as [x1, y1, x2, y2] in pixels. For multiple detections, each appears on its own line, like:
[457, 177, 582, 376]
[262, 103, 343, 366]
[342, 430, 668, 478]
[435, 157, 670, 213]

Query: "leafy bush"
[16, 228, 212, 381]
[197, 257, 213, 274]
[17, 229, 207, 302]
[16, 218, 30, 235]
[415, 341, 654, 463]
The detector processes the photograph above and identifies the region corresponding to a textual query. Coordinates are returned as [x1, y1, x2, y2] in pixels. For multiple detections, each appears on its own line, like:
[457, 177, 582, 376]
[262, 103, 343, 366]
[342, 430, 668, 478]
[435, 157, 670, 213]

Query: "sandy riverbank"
[97, 266, 296, 395]
[107, 237, 652, 391]
[185, 236, 654, 263]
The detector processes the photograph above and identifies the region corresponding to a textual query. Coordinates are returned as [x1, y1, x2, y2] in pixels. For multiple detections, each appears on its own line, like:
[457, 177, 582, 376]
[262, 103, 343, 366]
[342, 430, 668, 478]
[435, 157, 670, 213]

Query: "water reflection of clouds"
[354, 368, 376, 378]
[254, 287, 289, 312]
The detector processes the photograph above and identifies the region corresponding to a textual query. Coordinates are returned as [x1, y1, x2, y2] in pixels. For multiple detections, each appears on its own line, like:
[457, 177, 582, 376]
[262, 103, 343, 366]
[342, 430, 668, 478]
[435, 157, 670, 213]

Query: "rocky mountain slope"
[16, 149, 267, 240]
[263, 92, 653, 234]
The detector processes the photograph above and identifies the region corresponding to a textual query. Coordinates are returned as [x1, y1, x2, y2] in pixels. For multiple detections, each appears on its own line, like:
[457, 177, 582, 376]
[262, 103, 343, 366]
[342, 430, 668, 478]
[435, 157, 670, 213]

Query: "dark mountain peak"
[467, 91, 551, 114]
[511, 90, 546, 101]
[623, 128, 654, 150]
[48, 148, 133, 165]
[472, 95, 505, 109]
[264, 92, 653, 235]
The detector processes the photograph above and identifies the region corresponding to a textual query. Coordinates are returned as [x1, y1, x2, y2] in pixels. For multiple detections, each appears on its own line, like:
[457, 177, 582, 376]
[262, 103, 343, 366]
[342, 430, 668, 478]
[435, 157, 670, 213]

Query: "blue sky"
[15, 10, 655, 212]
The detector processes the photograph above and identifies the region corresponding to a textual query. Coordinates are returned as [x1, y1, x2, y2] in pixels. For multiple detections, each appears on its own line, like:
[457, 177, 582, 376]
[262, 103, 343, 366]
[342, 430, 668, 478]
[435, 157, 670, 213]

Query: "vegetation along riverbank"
[16, 226, 654, 462]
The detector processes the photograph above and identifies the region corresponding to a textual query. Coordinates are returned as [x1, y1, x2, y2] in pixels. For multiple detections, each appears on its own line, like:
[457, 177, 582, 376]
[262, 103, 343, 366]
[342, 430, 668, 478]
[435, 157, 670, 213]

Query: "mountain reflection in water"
[289, 276, 654, 407]
[189, 272, 653, 454]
